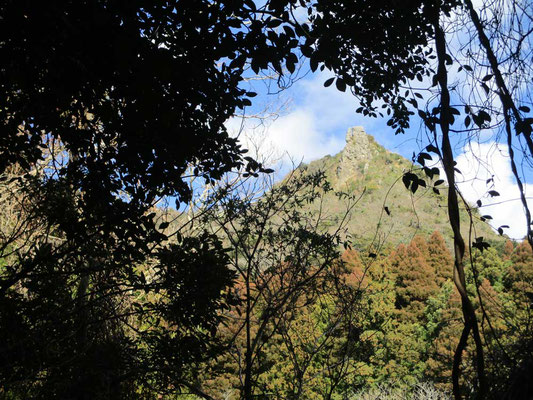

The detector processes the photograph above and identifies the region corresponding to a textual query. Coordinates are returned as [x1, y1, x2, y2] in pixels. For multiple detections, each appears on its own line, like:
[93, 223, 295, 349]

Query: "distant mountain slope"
[295, 126, 502, 250]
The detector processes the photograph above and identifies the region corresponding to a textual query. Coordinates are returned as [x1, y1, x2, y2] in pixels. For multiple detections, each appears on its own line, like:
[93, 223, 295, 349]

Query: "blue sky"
[220, 0, 533, 241]
[226, 60, 532, 241]
[229, 68, 425, 163]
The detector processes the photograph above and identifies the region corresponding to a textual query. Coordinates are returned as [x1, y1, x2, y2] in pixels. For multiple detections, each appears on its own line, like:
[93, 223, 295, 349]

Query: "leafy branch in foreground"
[194, 171, 361, 399]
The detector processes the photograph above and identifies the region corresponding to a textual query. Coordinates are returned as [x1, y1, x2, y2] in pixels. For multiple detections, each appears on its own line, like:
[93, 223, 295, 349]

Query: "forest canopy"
[1, 0, 532, 399]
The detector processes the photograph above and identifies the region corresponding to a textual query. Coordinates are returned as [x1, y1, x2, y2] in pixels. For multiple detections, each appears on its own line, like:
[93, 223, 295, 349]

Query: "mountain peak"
[336, 126, 374, 184]
[345, 126, 368, 143]
[296, 126, 502, 247]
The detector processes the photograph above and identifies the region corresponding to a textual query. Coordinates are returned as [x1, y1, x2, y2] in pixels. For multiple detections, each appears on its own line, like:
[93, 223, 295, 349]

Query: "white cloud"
[256, 71, 389, 163]
[454, 141, 532, 240]
[266, 109, 344, 163]
[226, 71, 367, 167]
[226, 108, 344, 176]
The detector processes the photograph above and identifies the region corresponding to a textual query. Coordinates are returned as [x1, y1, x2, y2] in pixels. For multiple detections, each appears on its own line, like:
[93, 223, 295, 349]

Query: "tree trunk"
[433, 16, 486, 400]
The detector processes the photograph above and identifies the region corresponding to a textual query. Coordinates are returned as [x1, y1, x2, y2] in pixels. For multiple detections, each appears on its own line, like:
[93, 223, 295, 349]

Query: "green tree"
[195, 171, 359, 399]
[389, 239, 439, 320]
[0, 1, 308, 398]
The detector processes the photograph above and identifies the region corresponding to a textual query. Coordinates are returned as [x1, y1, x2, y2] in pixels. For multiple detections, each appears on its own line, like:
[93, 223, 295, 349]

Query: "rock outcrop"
[336, 126, 373, 185]
[297, 126, 502, 246]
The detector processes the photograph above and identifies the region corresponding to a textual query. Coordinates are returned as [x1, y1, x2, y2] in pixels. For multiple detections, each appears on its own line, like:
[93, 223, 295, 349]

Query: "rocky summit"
[336, 126, 373, 185]
[296, 127, 501, 250]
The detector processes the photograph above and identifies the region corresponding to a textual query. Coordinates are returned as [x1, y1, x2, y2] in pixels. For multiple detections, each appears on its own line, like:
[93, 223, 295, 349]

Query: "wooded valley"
[1, 0, 532, 399]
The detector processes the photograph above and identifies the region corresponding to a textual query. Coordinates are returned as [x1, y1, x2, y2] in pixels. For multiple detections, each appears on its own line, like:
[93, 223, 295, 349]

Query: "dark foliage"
[304, 0, 460, 132]
[0, 0, 302, 397]
[1, 0, 529, 399]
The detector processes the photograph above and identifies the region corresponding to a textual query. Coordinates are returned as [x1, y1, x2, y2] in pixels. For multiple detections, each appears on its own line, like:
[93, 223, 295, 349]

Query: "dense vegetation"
[2, 161, 532, 399]
[198, 232, 533, 399]
[1, 0, 532, 399]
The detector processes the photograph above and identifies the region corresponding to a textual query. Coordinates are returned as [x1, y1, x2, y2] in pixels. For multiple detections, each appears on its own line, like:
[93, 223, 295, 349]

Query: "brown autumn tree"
[427, 231, 454, 286]
[389, 238, 439, 321]
[507, 241, 533, 297]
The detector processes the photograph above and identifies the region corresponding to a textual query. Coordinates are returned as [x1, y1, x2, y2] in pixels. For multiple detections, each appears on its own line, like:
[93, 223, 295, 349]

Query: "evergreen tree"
[389, 239, 439, 320]
[427, 231, 454, 286]
[507, 241, 533, 297]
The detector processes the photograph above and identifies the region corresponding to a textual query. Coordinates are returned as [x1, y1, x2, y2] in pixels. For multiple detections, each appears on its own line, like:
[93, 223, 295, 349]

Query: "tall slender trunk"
[243, 266, 252, 400]
[433, 16, 486, 400]
[463, 0, 533, 250]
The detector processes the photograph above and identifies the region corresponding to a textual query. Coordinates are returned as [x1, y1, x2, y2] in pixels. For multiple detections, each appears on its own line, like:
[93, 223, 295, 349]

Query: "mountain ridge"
[295, 126, 503, 251]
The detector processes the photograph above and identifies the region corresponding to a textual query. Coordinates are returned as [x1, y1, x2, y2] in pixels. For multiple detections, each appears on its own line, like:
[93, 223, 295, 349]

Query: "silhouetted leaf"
[417, 152, 432, 166]
[336, 78, 347, 92]
[426, 144, 440, 155]
[478, 110, 491, 122]
[324, 77, 335, 87]
[472, 237, 490, 252]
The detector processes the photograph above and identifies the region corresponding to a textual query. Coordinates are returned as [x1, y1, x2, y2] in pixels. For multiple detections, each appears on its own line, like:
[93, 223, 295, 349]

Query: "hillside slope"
[295, 126, 502, 250]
